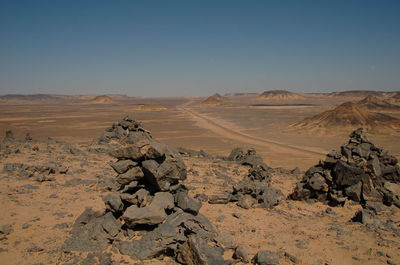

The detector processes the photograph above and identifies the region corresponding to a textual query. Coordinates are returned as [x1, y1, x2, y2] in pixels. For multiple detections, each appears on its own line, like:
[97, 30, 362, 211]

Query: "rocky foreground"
[0, 118, 399, 265]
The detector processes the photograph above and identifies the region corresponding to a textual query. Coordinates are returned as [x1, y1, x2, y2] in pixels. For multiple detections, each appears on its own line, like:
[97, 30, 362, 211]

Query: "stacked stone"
[227, 147, 266, 168]
[210, 148, 284, 209]
[99, 116, 152, 144]
[291, 128, 400, 208]
[232, 165, 284, 209]
[66, 118, 226, 264]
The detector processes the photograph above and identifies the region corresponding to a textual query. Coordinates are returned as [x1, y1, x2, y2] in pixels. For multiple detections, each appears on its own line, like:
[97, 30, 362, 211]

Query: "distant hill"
[88, 95, 115, 104]
[224, 92, 259, 97]
[358, 95, 400, 111]
[198, 94, 227, 106]
[0, 94, 63, 102]
[0, 93, 130, 104]
[387, 92, 400, 105]
[329, 90, 385, 98]
[291, 102, 400, 131]
[258, 90, 304, 100]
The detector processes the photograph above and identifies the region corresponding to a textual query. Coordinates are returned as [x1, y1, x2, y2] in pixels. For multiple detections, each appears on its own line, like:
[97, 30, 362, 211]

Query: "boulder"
[103, 193, 124, 213]
[237, 195, 256, 209]
[110, 160, 137, 174]
[344, 182, 362, 202]
[208, 193, 231, 204]
[116, 166, 144, 185]
[109, 146, 143, 160]
[260, 186, 284, 208]
[63, 209, 120, 252]
[254, 250, 280, 265]
[233, 245, 250, 262]
[333, 161, 365, 186]
[178, 234, 225, 265]
[175, 191, 202, 214]
[122, 204, 167, 227]
[352, 209, 377, 226]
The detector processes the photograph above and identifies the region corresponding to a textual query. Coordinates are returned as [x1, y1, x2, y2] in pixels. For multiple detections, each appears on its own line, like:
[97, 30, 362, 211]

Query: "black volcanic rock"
[290, 128, 400, 208]
[99, 116, 152, 144]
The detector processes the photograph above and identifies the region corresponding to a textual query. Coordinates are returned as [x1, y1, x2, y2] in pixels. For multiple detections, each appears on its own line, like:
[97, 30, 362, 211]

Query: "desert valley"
[0, 90, 400, 265]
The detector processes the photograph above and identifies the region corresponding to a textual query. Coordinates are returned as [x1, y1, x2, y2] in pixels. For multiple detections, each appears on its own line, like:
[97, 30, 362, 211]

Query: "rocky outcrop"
[290, 128, 400, 208]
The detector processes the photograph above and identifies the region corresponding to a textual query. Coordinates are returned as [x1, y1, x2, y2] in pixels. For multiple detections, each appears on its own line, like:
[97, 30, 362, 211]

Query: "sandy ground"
[0, 139, 399, 265]
[0, 94, 400, 264]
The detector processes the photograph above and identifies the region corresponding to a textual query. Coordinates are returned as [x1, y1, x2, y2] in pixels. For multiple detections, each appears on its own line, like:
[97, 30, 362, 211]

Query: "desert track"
[178, 105, 326, 157]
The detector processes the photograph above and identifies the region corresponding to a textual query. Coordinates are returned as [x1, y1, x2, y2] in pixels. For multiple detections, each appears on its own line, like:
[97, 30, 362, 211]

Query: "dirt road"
[177, 105, 327, 162]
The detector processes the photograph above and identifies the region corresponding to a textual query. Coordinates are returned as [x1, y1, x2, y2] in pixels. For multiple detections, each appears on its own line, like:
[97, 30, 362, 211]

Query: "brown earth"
[0, 93, 400, 265]
[134, 102, 168, 110]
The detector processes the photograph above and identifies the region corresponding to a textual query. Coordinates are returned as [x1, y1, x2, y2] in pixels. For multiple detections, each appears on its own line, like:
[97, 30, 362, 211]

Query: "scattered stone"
[254, 250, 280, 265]
[27, 246, 44, 252]
[208, 193, 231, 204]
[0, 224, 12, 240]
[352, 209, 377, 226]
[232, 212, 243, 219]
[25, 133, 33, 141]
[284, 252, 300, 263]
[234, 245, 250, 262]
[194, 193, 209, 202]
[176, 147, 212, 158]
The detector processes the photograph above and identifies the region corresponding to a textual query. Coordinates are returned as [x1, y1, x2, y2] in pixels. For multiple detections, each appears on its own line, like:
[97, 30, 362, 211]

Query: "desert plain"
[0, 91, 400, 265]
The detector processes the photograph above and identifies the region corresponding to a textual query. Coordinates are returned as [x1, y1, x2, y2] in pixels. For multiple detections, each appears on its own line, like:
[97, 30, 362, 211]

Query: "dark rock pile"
[175, 147, 212, 158]
[65, 118, 227, 264]
[232, 164, 284, 209]
[227, 147, 267, 168]
[290, 128, 400, 208]
[2, 163, 63, 182]
[98, 116, 152, 144]
[210, 148, 284, 209]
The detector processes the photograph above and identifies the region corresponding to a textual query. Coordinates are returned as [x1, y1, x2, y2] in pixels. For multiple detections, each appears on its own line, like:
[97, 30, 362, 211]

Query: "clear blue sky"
[0, 1, 399, 96]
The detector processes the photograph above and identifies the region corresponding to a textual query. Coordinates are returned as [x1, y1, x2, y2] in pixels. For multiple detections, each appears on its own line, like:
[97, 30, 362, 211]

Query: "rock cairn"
[65, 117, 226, 264]
[227, 147, 266, 168]
[210, 148, 284, 209]
[99, 116, 152, 144]
[290, 128, 400, 208]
